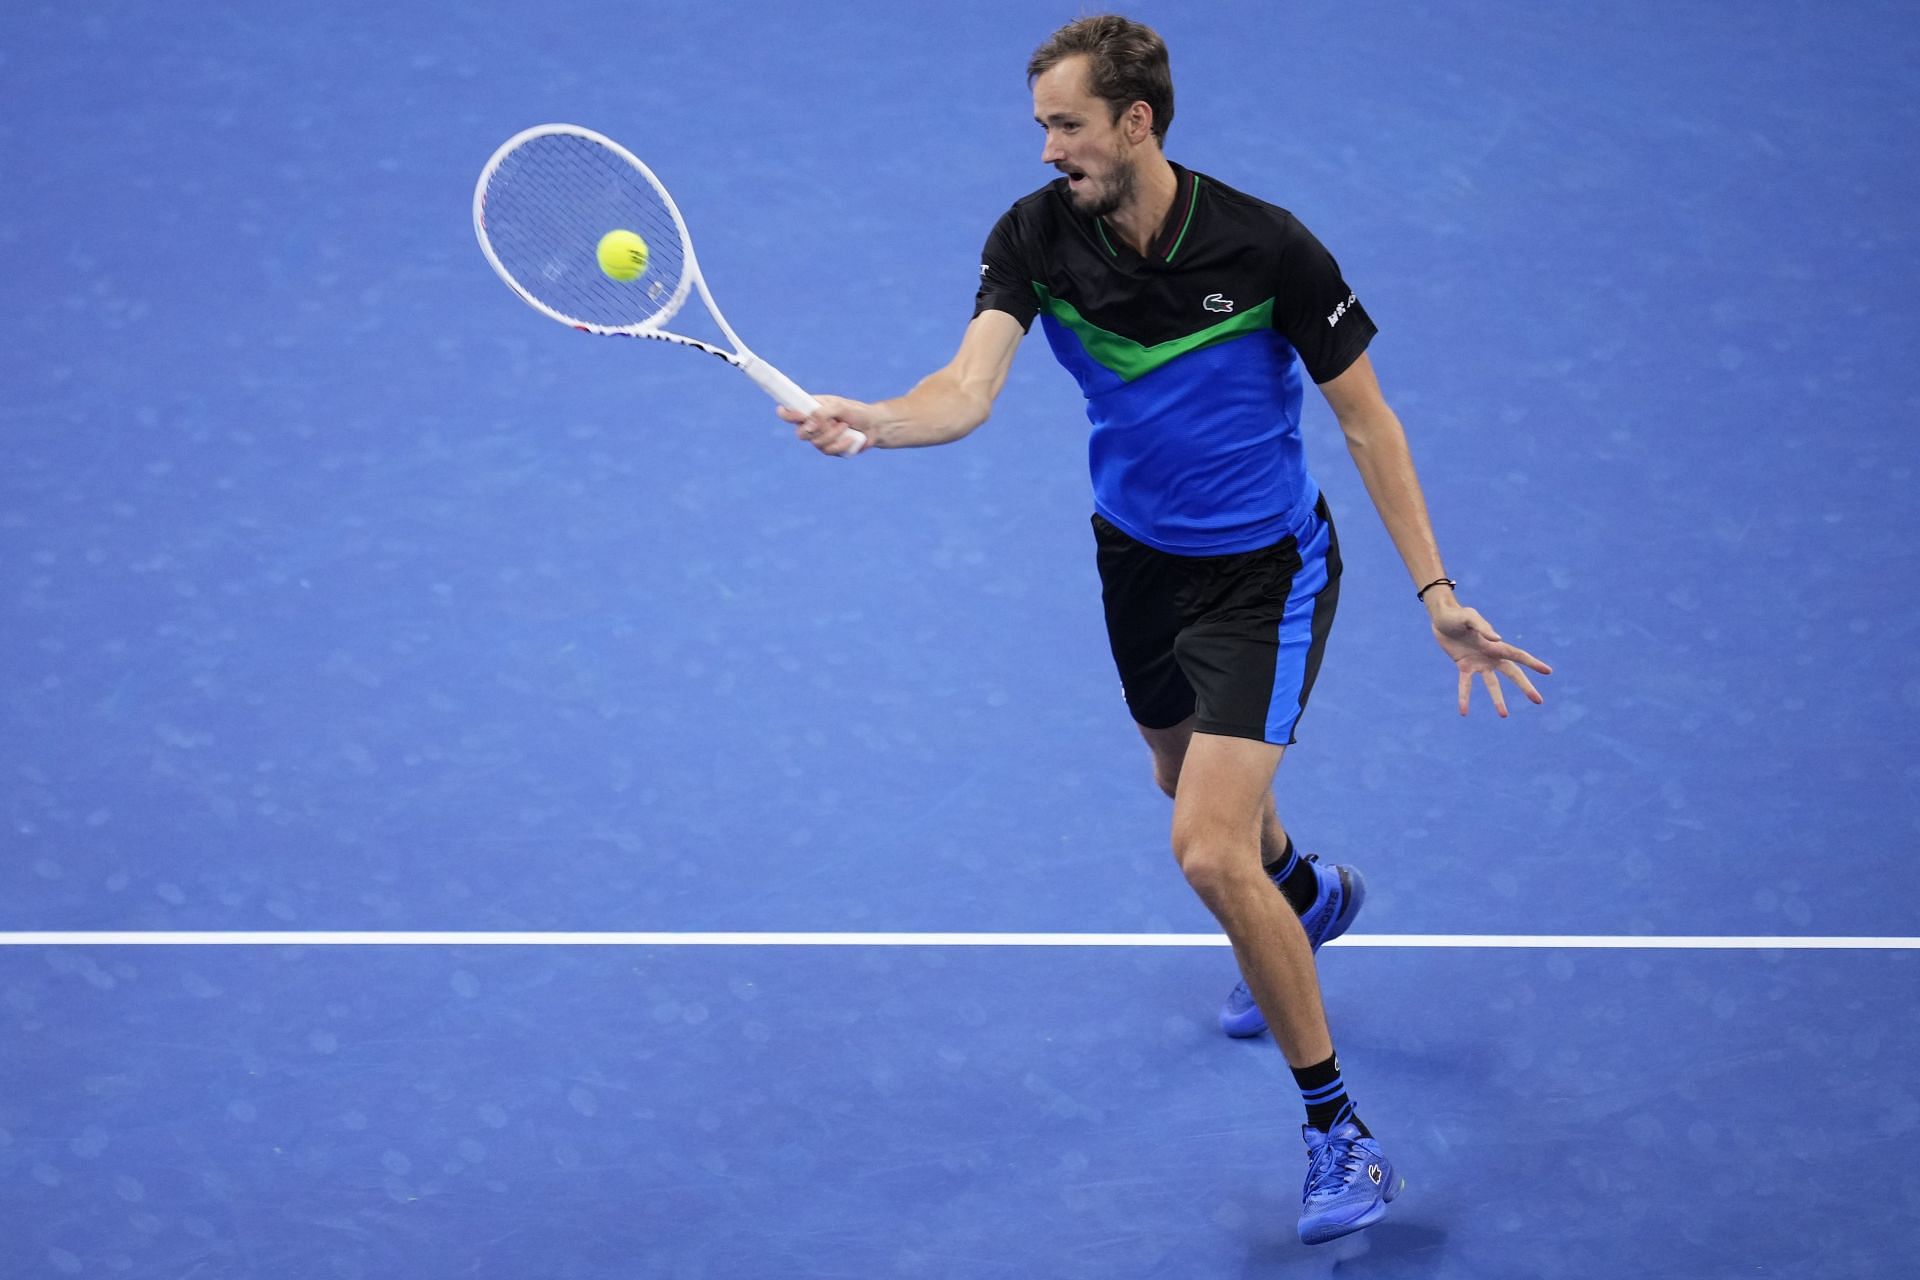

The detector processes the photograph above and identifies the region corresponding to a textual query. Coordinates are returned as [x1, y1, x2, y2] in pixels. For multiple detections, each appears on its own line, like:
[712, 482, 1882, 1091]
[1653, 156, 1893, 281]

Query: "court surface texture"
[3, 2, 1916, 1277]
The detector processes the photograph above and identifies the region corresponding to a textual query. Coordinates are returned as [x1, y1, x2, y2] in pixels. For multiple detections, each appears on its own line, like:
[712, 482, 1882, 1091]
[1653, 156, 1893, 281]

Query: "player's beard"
[1070, 151, 1138, 219]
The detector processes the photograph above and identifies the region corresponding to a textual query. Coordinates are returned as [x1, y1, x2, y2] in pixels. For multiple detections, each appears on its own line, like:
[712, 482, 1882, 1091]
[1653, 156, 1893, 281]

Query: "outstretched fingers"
[1440, 607, 1553, 716]
[1457, 658, 1547, 716]
[1501, 658, 1545, 706]
[1495, 641, 1554, 678]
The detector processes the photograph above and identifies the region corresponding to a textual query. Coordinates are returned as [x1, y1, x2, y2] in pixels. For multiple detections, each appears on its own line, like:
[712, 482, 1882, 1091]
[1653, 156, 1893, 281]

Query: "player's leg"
[1168, 732, 1328, 1063]
[1170, 731, 1399, 1242]
[1140, 719, 1292, 860]
[1216, 817, 1366, 1035]
[1096, 510, 1399, 1242]
[1136, 715, 1194, 799]
[1194, 497, 1362, 1037]
[1139, 717, 1366, 1039]
[1166, 501, 1399, 1242]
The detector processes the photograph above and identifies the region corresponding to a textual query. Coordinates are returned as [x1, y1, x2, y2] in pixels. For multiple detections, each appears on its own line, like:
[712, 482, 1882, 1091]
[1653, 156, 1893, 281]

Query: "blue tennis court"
[4, 1, 1917, 1276]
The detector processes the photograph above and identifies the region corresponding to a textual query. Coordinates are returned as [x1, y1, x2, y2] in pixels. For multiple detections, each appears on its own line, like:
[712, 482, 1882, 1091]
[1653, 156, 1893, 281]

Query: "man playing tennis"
[781, 14, 1550, 1245]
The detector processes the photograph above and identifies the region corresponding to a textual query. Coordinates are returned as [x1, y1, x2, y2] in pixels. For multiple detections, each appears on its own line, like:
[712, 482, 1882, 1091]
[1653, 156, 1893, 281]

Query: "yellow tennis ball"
[597, 229, 649, 282]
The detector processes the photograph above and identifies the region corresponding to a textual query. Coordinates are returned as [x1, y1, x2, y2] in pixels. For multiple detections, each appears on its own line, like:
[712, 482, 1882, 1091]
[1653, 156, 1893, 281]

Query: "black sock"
[1291, 1054, 1370, 1136]
[1262, 837, 1320, 915]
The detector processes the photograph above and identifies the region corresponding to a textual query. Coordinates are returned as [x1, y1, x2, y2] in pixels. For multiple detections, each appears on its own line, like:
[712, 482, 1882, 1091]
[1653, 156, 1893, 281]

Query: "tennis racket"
[472, 123, 866, 452]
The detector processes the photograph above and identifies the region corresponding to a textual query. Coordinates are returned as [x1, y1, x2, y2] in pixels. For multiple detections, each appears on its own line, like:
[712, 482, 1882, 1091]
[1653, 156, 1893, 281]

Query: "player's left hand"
[1427, 601, 1552, 717]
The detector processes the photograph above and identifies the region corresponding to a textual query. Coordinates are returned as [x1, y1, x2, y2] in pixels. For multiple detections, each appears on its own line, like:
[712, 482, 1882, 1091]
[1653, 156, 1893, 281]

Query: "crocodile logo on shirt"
[1203, 293, 1235, 313]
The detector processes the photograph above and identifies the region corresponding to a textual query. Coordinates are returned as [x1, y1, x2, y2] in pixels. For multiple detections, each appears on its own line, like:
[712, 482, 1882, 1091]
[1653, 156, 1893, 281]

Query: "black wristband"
[1416, 576, 1457, 602]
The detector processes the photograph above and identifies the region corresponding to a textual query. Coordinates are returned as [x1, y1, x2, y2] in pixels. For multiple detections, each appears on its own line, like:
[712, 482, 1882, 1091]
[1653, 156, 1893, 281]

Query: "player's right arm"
[780, 309, 1027, 456]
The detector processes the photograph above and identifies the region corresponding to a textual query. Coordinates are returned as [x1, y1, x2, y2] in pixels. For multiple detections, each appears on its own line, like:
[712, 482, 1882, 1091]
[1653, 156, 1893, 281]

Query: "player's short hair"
[1027, 15, 1174, 144]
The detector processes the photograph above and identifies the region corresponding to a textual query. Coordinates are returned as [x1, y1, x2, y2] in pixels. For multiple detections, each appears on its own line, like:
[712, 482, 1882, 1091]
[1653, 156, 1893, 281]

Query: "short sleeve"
[973, 206, 1040, 331]
[1269, 215, 1376, 384]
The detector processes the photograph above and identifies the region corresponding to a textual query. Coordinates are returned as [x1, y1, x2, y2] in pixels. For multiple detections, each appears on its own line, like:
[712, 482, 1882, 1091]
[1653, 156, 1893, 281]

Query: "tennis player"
[781, 14, 1551, 1244]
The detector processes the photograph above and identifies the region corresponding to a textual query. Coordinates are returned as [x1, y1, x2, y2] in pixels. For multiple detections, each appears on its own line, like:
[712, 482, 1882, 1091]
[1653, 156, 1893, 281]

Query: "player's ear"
[1128, 100, 1155, 144]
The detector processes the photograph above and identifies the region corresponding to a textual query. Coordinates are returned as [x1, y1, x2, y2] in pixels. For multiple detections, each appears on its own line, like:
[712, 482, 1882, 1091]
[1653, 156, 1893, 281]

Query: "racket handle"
[739, 353, 869, 454]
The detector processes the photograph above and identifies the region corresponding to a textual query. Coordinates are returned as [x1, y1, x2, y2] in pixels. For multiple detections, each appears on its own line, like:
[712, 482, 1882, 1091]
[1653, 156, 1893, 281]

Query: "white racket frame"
[473, 123, 864, 450]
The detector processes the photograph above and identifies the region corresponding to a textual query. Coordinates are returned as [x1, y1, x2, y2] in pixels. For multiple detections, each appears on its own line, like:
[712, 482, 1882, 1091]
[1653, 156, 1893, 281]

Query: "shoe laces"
[1303, 1132, 1367, 1202]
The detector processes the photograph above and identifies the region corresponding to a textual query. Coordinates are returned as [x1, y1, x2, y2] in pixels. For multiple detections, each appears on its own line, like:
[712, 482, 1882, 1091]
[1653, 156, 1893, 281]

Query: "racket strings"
[479, 132, 690, 330]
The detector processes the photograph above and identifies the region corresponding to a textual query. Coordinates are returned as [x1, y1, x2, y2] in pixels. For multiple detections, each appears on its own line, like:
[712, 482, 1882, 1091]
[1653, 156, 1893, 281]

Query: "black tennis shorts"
[1092, 496, 1342, 746]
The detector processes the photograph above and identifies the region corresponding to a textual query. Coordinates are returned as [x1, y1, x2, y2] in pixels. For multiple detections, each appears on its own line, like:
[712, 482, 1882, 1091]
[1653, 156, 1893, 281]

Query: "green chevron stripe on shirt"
[1032, 285, 1276, 382]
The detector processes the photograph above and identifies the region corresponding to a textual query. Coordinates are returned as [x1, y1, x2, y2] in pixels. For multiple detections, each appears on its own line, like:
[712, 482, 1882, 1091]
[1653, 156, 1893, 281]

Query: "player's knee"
[1171, 831, 1255, 907]
[1152, 759, 1180, 799]
[1176, 849, 1236, 909]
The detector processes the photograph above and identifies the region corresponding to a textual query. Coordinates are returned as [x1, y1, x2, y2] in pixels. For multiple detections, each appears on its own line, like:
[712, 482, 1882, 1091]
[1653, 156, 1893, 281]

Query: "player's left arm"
[1318, 353, 1553, 716]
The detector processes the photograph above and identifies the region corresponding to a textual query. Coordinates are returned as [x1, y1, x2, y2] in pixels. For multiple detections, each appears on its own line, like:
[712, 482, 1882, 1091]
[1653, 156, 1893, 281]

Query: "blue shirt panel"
[1039, 316, 1320, 555]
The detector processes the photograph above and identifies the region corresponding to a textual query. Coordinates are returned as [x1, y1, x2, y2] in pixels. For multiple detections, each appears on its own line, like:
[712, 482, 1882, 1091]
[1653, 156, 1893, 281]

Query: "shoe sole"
[1299, 1172, 1404, 1245]
[1220, 866, 1367, 1039]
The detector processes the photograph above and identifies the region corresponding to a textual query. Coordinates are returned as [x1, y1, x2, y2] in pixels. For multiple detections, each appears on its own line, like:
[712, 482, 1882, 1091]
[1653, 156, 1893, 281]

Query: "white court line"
[0, 931, 1916, 949]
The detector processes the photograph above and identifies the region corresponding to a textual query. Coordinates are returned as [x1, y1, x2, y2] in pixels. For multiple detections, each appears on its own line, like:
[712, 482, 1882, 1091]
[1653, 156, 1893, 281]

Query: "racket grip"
[740, 353, 869, 454]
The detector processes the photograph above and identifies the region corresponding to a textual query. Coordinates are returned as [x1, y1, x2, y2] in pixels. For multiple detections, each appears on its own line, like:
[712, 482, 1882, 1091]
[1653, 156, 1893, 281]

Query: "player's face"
[1032, 56, 1138, 218]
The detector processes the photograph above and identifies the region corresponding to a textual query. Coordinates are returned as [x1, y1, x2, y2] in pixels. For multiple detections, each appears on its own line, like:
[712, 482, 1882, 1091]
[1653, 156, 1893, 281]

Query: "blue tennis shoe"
[1297, 1120, 1402, 1244]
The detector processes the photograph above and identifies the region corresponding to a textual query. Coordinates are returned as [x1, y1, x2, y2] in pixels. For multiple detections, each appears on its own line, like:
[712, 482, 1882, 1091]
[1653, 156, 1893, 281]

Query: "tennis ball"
[597, 229, 649, 282]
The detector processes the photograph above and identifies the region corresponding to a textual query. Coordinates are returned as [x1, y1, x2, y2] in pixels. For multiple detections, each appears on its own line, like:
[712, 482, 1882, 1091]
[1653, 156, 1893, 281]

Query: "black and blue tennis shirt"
[974, 163, 1375, 556]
